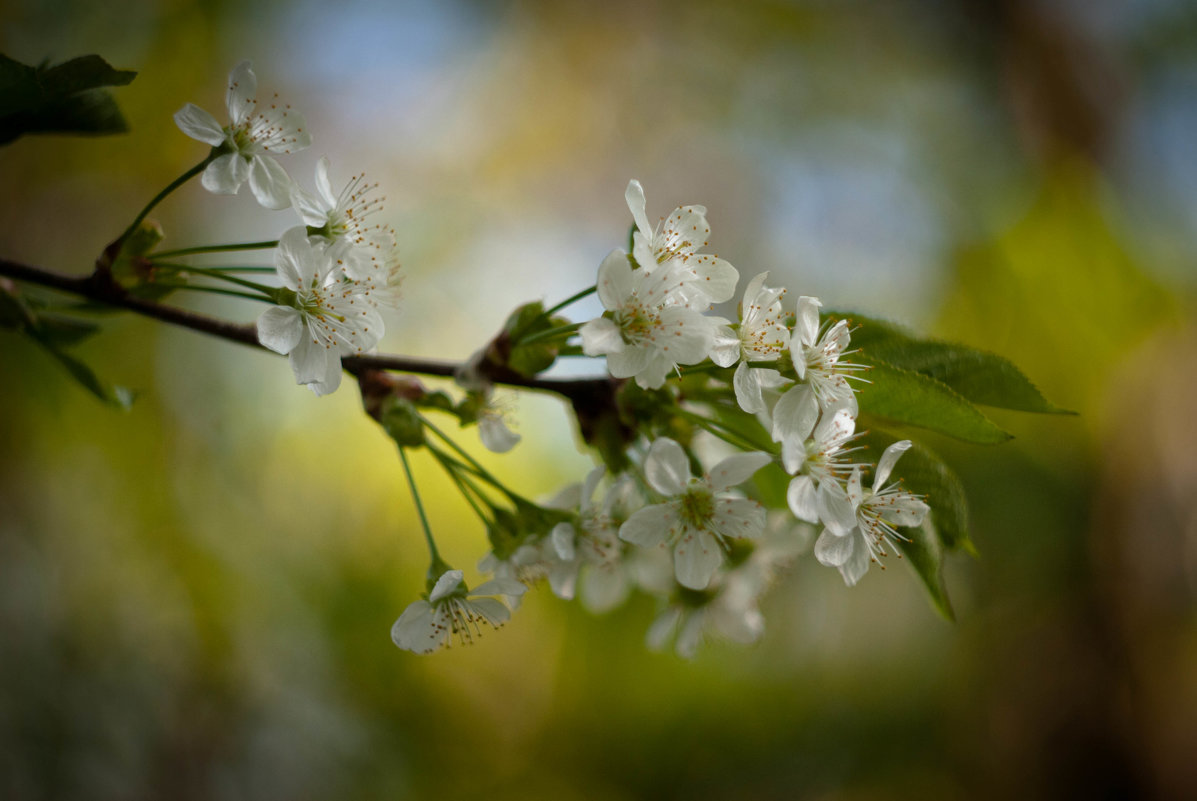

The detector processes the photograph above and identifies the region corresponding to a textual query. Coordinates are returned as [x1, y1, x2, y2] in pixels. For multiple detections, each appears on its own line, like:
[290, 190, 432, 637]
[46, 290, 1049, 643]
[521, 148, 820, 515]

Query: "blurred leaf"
[0, 53, 136, 144]
[829, 310, 1070, 414]
[1, 281, 133, 407]
[896, 518, 954, 621]
[855, 360, 1012, 444]
[38, 343, 136, 409]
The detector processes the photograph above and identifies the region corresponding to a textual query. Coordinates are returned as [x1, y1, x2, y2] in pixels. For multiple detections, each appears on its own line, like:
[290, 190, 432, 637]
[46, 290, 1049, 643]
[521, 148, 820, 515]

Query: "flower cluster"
[175, 61, 402, 395]
[392, 179, 931, 657]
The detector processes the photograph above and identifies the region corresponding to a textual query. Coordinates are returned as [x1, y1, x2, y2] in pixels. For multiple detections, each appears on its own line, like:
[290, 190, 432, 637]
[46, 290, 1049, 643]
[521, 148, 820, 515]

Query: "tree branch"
[0, 256, 618, 406]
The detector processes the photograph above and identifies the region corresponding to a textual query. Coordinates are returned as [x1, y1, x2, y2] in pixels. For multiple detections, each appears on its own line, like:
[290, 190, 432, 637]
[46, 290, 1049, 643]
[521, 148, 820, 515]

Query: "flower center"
[677, 486, 715, 529]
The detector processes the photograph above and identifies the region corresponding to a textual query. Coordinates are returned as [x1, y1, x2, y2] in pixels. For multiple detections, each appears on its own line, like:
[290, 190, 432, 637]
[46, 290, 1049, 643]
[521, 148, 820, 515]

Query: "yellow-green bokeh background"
[2, 1, 1196, 798]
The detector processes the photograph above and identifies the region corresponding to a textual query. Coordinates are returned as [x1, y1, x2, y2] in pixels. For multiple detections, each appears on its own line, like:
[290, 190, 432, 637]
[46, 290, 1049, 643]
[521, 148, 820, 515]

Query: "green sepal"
[378, 397, 426, 447]
[855, 359, 1013, 444]
[0, 53, 136, 145]
[111, 220, 165, 288]
[827, 309, 1071, 415]
[502, 301, 572, 377]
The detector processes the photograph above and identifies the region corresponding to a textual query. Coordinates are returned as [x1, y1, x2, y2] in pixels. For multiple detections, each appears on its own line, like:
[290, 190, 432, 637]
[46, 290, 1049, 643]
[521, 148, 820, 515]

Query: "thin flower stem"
[519, 321, 583, 347]
[542, 285, 596, 318]
[398, 445, 441, 563]
[419, 414, 531, 504]
[152, 262, 276, 293]
[155, 283, 276, 304]
[152, 240, 280, 259]
[676, 407, 774, 453]
[428, 446, 494, 526]
[121, 155, 216, 241]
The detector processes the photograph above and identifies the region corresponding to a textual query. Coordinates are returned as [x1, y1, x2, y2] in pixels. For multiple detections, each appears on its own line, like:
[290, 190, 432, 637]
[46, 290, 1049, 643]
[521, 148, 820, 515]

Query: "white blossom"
[580, 249, 717, 389]
[255, 227, 384, 396]
[814, 440, 931, 586]
[292, 156, 399, 282]
[620, 438, 770, 590]
[625, 179, 738, 306]
[710, 272, 792, 414]
[174, 61, 310, 209]
[770, 297, 862, 444]
[782, 404, 860, 524]
[391, 569, 526, 654]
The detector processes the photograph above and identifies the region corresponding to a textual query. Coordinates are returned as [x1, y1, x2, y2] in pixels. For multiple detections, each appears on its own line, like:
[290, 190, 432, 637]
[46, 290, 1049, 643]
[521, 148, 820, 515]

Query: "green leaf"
[896, 518, 954, 621]
[0, 53, 136, 145]
[827, 309, 1070, 414]
[39, 343, 136, 409]
[855, 360, 1013, 444]
[1, 281, 133, 407]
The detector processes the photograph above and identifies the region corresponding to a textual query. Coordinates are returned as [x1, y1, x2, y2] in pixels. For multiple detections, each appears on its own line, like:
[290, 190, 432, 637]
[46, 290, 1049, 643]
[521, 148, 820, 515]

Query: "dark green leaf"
[855, 360, 1013, 444]
[827, 309, 1071, 414]
[896, 518, 954, 621]
[0, 53, 136, 144]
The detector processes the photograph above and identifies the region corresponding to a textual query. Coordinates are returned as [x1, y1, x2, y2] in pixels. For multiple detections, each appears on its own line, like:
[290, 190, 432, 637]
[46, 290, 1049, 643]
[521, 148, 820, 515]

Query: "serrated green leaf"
[827, 309, 1070, 414]
[858, 431, 974, 554]
[856, 359, 1013, 444]
[0, 53, 136, 144]
[896, 518, 954, 621]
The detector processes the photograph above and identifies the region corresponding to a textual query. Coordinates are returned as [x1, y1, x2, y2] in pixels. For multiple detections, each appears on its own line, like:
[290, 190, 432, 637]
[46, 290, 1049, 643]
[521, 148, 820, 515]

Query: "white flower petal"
[173, 103, 226, 146]
[709, 324, 741, 368]
[314, 155, 337, 208]
[467, 597, 511, 627]
[550, 522, 577, 561]
[596, 248, 633, 311]
[256, 306, 303, 354]
[248, 155, 294, 209]
[580, 566, 629, 613]
[875, 440, 912, 489]
[814, 527, 855, 567]
[291, 186, 329, 227]
[580, 317, 624, 357]
[771, 383, 818, 444]
[391, 600, 441, 654]
[838, 530, 871, 586]
[786, 475, 819, 523]
[708, 451, 771, 492]
[479, 415, 520, 453]
[817, 479, 858, 536]
[682, 254, 738, 304]
[674, 530, 722, 590]
[606, 345, 652, 380]
[619, 503, 676, 548]
[226, 60, 257, 126]
[201, 153, 247, 194]
[646, 607, 681, 652]
[429, 569, 465, 602]
[793, 296, 822, 349]
[625, 179, 654, 252]
[644, 438, 690, 496]
[709, 498, 767, 540]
